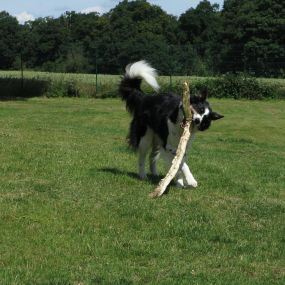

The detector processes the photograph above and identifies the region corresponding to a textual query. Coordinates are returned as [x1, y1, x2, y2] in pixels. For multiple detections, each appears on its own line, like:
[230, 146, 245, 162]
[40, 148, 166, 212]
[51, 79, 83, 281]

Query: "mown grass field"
[0, 98, 284, 284]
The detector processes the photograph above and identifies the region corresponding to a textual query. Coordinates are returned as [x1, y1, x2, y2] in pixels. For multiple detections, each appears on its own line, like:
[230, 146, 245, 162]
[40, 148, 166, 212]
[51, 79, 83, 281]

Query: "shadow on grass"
[0, 77, 50, 100]
[98, 167, 165, 185]
[0, 97, 28, 102]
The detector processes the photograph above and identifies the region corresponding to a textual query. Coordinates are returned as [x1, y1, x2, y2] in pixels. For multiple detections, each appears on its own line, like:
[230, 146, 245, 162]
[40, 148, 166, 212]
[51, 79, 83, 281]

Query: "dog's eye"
[200, 107, 205, 113]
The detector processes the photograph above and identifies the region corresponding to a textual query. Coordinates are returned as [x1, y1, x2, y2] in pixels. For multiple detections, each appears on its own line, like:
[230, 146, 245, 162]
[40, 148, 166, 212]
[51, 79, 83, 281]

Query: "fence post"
[20, 51, 24, 92]
[169, 75, 172, 91]
[95, 50, 98, 97]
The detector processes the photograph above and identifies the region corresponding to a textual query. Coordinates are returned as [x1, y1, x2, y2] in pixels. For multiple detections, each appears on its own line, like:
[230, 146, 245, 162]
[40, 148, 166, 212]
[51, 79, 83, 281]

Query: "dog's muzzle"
[198, 117, 211, 131]
[194, 118, 201, 125]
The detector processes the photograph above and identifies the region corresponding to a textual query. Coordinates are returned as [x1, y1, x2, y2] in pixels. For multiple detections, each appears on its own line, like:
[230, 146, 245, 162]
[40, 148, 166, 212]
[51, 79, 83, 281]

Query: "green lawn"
[0, 98, 284, 284]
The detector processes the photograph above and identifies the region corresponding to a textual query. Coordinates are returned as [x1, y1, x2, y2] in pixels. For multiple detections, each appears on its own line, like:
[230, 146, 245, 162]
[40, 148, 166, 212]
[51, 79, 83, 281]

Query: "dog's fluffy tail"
[119, 60, 160, 114]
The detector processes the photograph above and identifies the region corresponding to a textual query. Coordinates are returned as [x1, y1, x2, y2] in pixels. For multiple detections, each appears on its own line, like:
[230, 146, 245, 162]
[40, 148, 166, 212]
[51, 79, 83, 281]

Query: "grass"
[0, 98, 284, 284]
[1, 70, 284, 90]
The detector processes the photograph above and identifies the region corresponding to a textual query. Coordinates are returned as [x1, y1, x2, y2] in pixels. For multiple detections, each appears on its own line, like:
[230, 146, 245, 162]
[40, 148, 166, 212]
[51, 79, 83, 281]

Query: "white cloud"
[15, 11, 34, 24]
[81, 6, 105, 15]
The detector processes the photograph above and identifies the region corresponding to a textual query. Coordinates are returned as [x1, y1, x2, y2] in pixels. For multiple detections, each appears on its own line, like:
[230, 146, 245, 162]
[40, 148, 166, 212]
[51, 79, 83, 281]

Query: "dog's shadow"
[98, 167, 167, 185]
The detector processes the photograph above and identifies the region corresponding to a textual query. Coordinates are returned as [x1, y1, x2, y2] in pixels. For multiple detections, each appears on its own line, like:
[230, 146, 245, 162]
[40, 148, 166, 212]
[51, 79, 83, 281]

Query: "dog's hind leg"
[138, 128, 153, 179]
[149, 139, 160, 176]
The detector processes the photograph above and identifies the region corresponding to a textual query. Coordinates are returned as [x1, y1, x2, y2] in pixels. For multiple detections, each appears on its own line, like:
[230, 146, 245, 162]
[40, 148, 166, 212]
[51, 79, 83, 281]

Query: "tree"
[1, 0, 283, 77]
[98, 0, 181, 74]
[178, 0, 221, 74]
[179, 0, 221, 55]
[21, 17, 69, 71]
[218, 0, 285, 76]
[0, 11, 20, 69]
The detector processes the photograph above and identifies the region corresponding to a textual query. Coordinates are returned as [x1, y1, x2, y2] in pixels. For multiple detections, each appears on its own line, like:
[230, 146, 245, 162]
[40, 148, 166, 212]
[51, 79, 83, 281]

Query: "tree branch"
[149, 82, 193, 198]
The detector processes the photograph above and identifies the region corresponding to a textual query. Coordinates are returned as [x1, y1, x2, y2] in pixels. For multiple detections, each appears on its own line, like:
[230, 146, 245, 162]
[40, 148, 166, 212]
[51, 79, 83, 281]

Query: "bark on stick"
[149, 82, 192, 198]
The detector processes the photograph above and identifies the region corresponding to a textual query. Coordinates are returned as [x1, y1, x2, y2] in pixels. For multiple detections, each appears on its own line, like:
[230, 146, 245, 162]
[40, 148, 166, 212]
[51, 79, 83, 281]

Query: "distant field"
[1, 70, 284, 100]
[0, 98, 284, 284]
[0, 70, 211, 99]
[0, 70, 208, 91]
[1, 70, 284, 87]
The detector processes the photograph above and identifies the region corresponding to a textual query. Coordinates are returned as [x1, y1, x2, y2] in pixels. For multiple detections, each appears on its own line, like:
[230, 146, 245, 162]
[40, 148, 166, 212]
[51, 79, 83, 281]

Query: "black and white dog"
[119, 60, 224, 188]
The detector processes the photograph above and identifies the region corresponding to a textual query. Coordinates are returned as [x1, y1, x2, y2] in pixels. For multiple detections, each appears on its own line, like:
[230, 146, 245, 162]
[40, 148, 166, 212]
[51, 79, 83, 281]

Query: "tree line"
[0, 0, 284, 77]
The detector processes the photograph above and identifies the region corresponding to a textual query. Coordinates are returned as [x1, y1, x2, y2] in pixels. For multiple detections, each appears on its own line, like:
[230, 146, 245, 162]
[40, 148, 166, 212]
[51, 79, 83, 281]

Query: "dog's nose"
[194, 118, 200, 125]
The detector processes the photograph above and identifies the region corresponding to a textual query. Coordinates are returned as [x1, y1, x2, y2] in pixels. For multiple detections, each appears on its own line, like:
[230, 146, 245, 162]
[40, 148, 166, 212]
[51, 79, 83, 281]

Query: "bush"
[192, 74, 282, 100]
[0, 73, 283, 100]
[45, 80, 80, 98]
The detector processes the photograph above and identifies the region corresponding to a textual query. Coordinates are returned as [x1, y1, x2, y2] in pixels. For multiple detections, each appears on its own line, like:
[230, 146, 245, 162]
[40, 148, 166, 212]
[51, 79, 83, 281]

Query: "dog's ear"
[200, 88, 208, 101]
[210, 112, 224, 120]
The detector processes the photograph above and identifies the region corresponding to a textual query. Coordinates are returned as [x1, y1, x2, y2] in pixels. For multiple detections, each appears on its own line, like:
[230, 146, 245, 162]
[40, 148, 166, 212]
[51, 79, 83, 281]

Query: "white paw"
[186, 179, 198, 188]
[176, 178, 184, 188]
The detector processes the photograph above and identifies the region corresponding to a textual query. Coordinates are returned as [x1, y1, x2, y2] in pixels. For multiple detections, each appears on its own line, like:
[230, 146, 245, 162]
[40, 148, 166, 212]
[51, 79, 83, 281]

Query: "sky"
[0, 0, 224, 24]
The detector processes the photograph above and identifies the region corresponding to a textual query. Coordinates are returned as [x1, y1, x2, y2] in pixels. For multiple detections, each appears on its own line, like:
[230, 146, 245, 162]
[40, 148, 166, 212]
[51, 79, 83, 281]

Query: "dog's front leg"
[181, 162, 198, 188]
[180, 135, 198, 188]
[162, 147, 197, 188]
[161, 147, 185, 188]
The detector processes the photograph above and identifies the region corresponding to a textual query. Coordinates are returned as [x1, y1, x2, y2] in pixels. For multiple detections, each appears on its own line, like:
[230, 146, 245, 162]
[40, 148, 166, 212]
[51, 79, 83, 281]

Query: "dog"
[119, 60, 224, 188]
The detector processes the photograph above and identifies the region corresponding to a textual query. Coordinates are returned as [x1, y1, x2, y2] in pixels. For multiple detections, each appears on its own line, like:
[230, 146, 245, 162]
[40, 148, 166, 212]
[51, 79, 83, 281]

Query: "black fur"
[119, 74, 223, 149]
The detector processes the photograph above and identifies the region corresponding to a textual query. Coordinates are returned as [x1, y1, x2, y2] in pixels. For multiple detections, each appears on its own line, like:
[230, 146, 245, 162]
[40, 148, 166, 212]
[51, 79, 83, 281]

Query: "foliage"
[0, 0, 284, 76]
[0, 11, 20, 69]
[179, 0, 221, 74]
[217, 0, 285, 76]
[194, 74, 281, 99]
[96, 0, 181, 74]
[0, 71, 284, 99]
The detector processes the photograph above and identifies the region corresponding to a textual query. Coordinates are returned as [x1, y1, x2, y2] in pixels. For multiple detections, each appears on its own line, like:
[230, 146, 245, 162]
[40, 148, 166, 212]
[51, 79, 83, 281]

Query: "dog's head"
[190, 89, 224, 131]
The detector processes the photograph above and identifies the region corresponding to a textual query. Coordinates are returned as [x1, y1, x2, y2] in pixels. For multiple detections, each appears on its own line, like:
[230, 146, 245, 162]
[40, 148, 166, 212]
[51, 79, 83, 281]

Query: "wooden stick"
[149, 82, 193, 198]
